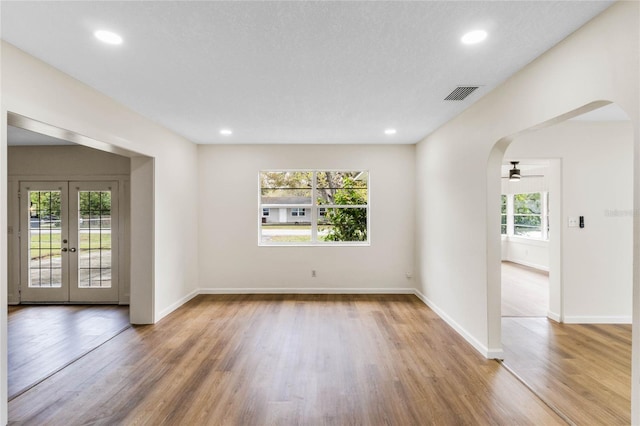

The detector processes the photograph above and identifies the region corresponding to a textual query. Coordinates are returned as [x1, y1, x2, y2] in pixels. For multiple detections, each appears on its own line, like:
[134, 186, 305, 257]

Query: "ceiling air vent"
[444, 86, 479, 101]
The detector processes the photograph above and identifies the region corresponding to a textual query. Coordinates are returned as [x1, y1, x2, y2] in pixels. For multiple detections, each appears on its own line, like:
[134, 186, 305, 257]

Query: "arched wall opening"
[486, 100, 635, 420]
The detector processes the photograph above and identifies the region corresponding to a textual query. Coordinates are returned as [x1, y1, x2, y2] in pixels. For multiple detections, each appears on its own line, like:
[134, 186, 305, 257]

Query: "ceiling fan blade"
[501, 174, 545, 179]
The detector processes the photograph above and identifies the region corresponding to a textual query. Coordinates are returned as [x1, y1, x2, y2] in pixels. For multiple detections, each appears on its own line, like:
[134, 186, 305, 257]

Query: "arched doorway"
[487, 101, 634, 423]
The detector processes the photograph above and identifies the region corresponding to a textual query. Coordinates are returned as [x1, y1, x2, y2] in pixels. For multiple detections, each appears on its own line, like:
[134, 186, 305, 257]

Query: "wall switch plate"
[568, 217, 578, 227]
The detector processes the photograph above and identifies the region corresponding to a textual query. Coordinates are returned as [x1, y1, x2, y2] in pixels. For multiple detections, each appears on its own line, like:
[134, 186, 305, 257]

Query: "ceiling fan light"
[508, 161, 521, 181]
[509, 168, 521, 181]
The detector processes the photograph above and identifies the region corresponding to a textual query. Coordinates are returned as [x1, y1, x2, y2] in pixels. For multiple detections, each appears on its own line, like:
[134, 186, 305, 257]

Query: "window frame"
[501, 191, 548, 241]
[259, 170, 370, 246]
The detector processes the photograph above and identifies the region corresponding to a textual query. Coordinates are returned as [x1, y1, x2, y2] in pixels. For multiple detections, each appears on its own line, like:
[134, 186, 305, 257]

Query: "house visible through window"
[259, 170, 369, 245]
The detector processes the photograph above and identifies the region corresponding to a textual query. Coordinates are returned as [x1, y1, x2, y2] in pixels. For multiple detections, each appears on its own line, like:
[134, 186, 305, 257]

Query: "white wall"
[0, 103, 7, 425]
[415, 3, 639, 408]
[502, 237, 549, 271]
[507, 121, 633, 323]
[198, 144, 415, 292]
[7, 145, 132, 305]
[1, 41, 200, 423]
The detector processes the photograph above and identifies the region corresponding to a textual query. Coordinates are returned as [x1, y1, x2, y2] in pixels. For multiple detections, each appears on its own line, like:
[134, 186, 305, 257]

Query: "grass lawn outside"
[266, 235, 312, 243]
[261, 224, 311, 230]
[30, 232, 111, 259]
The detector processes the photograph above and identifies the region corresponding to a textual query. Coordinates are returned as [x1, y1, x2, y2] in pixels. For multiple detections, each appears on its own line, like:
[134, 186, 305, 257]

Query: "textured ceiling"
[1, 1, 614, 145]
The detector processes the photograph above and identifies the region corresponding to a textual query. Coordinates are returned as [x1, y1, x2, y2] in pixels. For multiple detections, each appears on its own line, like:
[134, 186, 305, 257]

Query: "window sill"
[503, 235, 549, 246]
[259, 242, 370, 247]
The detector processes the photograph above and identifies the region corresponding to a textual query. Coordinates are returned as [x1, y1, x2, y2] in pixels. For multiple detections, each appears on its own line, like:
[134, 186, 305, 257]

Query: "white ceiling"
[1, 1, 615, 145]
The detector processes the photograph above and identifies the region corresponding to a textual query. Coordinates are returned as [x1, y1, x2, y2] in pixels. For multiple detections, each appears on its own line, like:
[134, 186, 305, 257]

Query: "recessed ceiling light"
[220, 129, 233, 135]
[461, 30, 487, 45]
[94, 30, 123, 45]
[384, 128, 397, 135]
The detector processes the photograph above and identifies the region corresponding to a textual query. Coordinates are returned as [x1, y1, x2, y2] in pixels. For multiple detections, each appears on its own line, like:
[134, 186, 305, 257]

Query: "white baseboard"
[413, 289, 497, 359]
[486, 348, 505, 360]
[547, 310, 561, 322]
[563, 315, 632, 324]
[156, 289, 199, 322]
[198, 287, 416, 295]
[504, 258, 549, 272]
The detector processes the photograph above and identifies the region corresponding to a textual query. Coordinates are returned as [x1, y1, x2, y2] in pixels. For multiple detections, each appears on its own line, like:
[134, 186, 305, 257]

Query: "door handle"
[61, 248, 68, 252]
[70, 248, 77, 253]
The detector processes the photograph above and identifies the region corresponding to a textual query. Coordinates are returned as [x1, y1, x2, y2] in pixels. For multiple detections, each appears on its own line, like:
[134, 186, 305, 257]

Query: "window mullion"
[507, 194, 515, 236]
[542, 191, 549, 240]
[311, 171, 318, 243]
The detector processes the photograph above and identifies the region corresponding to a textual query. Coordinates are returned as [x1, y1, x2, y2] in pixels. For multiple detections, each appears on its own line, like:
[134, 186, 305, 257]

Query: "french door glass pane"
[78, 191, 112, 288]
[28, 190, 62, 288]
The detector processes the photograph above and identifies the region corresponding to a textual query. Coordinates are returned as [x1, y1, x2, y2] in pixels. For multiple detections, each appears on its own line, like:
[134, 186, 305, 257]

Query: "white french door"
[19, 181, 119, 303]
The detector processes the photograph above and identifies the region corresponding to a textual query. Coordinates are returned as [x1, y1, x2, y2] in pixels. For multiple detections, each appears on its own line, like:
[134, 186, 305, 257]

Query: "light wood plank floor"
[8, 304, 130, 399]
[10, 294, 564, 425]
[502, 318, 631, 425]
[501, 261, 548, 317]
[501, 262, 631, 424]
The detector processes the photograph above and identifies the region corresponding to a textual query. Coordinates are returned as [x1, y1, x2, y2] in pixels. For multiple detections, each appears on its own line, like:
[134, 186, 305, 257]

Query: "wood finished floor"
[501, 262, 631, 425]
[9, 294, 564, 425]
[8, 304, 130, 399]
[502, 318, 631, 425]
[501, 261, 548, 317]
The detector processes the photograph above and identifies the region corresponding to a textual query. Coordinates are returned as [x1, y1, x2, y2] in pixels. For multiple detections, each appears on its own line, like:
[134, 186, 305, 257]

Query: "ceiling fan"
[502, 161, 545, 181]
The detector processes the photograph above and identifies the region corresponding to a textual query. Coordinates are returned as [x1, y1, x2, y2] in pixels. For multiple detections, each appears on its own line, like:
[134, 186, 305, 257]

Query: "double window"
[259, 170, 369, 245]
[291, 208, 306, 217]
[501, 192, 549, 240]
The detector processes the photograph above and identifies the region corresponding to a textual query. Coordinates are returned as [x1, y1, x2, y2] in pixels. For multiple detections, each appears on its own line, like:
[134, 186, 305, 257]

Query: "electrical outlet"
[311, 270, 316, 278]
